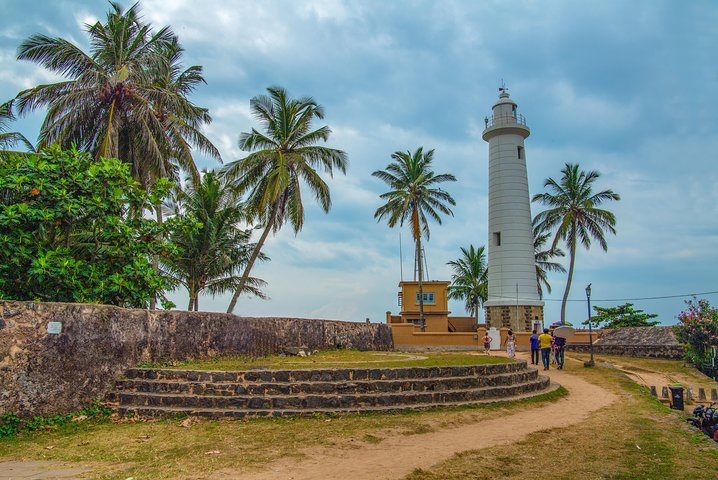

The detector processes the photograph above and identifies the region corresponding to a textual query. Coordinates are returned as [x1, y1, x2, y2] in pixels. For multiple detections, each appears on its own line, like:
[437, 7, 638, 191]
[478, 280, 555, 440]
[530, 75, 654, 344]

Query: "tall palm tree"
[373, 147, 456, 331]
[0, 101, 34, 157]
[532, 163, 620, 323]
[14, 2, 216, 186]
[447, 244, 488, 325]
[147, 37, 221, 182]
[161, 170, 267, 311]
[222, 86, 347, 313]
[533, 217, 566, 299]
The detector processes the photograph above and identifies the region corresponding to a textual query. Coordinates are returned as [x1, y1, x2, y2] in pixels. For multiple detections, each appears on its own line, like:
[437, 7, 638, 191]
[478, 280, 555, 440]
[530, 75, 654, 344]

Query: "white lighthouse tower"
[482, 87, 543, 331]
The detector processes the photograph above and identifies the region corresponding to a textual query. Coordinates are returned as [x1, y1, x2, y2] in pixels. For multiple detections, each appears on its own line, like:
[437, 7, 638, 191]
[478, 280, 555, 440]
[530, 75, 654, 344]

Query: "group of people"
[481, 327, 566, 369]
[529, 328, 566, 370]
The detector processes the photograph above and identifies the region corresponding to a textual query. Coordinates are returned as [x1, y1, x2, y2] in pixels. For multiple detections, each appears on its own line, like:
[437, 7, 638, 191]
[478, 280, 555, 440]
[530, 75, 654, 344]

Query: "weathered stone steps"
[116, 360, 553, 418]
[119, 378, 549, 410]
[119, 381, 558, 419]
[122, 362, 527, 383]
[116, 370, 538, 396]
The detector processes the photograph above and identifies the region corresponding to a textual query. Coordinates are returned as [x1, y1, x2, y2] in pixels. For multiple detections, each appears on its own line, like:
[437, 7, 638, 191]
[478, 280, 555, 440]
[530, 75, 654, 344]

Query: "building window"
[494, 232, 501, 246]
[415, 292, 435, 304]
[517, 146, 524, 159]
[407, 319, 421, 325]
[511, 105, 517, 117]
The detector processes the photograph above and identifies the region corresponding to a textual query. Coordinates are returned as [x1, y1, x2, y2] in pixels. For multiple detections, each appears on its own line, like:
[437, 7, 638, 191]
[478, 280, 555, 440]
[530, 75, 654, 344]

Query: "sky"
[1, 0, 717, 326]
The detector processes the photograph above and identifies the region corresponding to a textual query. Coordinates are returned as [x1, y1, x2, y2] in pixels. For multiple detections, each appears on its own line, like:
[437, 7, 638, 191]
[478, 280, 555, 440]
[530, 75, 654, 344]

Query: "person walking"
[553, 334, 567, 369]
[538, 328, 553, 370]
[529, 329, 540, 365]
[505, 329, 516, 359]
[483, 332, 493, 355]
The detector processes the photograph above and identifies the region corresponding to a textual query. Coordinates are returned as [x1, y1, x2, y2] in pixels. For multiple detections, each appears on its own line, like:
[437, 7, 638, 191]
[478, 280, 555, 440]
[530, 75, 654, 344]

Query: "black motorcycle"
[686, 402, 718, 441]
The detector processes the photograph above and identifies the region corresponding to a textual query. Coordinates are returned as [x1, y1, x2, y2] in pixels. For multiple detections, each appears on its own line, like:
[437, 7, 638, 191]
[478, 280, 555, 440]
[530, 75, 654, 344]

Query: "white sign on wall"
[47, 322, 63, 335]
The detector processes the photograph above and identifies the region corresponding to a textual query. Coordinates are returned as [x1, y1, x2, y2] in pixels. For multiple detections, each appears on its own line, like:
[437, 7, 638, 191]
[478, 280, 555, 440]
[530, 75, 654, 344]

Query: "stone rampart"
[0, 301, 393, 417]
[565, 343, 684, 359]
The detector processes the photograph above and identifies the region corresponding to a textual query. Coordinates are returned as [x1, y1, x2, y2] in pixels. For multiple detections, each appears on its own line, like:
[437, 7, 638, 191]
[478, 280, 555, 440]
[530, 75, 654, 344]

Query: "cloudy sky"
[1, 0, 716, 325]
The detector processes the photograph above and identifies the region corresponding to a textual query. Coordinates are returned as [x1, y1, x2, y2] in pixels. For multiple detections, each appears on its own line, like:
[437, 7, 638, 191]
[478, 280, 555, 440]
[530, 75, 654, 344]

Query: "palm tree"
[447, 245, 488, 325]
[15, 2, 217, 186]
[222, 86, 347, 313]
[0, 101, 34, 157]
[373, 147, 456, 331]
[532, 163, 620, 324]
[533, 217, 566, 299]
[161, 170, 268, 311]
[147, 37, 221, 182]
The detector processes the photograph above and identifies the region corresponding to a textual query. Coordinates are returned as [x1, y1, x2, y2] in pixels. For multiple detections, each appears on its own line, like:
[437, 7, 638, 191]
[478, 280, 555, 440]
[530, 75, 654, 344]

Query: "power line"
[489, 290, 718, 303]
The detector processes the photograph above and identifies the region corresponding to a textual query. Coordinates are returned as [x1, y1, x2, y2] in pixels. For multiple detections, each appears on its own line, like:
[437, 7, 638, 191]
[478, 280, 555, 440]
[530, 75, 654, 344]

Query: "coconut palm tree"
[14, 2, 216, 186]
[147, 37, 221, 182]
[533, 217, 565, 299]
[222, 86, 347, 313]
[161, 170, 267, 311]
[447, 244, 488, 325]
[532, 163, 620, 324]
[0, 101, 34, 157]
[373, 147, 456, 331]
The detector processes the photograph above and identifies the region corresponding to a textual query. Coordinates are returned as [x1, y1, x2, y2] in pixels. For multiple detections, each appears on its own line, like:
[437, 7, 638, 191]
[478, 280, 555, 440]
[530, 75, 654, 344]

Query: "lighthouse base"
[484, 305, 544, 332]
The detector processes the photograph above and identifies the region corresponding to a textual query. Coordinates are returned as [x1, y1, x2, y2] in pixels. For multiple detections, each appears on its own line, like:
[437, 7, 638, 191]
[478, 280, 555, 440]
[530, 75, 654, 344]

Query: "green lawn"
[141, 349, 512, 370]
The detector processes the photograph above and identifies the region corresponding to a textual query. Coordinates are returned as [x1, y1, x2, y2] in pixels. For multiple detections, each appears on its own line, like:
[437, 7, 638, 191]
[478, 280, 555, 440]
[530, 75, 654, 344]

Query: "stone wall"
[565, 344, 685, 359]
[563, 326, 685, 360]
[0, 301, 393, 417]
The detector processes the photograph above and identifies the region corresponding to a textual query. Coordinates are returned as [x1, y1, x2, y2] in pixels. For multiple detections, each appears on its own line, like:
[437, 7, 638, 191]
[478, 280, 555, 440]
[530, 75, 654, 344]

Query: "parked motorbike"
[686, 402, 718, 441]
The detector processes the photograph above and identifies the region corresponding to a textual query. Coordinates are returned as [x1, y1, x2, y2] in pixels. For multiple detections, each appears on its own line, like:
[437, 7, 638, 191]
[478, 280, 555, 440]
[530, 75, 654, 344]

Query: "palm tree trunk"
[193, 293, 199, 312]
[416, 236, 425, 332]
[475, 297, 480, 326]
[560, 235, 577, 324]
[226, 203, 278, 314]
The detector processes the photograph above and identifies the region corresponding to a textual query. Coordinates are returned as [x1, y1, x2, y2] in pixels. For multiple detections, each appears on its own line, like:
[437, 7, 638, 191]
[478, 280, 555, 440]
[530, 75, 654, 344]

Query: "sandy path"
[216, 355, 617, 480]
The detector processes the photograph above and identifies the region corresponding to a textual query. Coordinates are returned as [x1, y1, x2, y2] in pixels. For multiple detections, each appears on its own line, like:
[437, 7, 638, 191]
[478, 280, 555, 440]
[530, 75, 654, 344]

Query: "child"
[483, 333, 493, 355]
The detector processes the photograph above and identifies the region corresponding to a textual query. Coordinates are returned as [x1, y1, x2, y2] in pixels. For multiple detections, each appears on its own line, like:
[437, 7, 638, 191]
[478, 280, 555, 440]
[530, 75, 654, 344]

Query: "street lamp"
[585, 283, 595, 367]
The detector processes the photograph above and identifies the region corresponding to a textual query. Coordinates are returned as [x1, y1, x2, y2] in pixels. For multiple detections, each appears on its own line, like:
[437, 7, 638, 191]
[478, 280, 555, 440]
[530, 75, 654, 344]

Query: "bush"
[673, 297, 718, 364]
[0, 146, 180, 307]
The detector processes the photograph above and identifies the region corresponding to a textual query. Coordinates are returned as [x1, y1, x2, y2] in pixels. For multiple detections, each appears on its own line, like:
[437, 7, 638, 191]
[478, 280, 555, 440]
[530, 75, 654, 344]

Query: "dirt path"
[215, 354, 618, 480]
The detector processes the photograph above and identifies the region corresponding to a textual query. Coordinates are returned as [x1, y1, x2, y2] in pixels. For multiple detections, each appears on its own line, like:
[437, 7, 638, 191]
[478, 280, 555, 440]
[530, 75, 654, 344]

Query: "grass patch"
[404, 356, 718, 480]
[140, 349, 512, 371]
[0, 383, 564, 479]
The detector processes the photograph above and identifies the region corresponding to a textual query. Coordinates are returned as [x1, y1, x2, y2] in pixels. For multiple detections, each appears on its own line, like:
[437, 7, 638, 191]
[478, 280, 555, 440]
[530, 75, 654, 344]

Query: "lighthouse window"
[511, 105, 517, 117]
[517, 146, 524, 159]
[494, 232, 501, 246]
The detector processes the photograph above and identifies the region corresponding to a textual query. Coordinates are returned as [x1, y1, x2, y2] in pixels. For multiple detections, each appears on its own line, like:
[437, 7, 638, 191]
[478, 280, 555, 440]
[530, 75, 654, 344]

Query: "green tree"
[0, 101, 34, 157]
[447, 245, 488, 325]
[373, 147, 456, 331]
[533, 217, 566, 299]
[161, 170, 267, 311]
[14, 2, 217, 186]
[222, 86, 347, 313]
[584, 303, 659, 329]
[532, 163, 620, 324]
[0, 146, 175, 307]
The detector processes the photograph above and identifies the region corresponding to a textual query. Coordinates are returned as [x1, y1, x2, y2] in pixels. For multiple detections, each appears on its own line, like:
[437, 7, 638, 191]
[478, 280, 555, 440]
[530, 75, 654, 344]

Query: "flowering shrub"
[673, 297, 718, 364]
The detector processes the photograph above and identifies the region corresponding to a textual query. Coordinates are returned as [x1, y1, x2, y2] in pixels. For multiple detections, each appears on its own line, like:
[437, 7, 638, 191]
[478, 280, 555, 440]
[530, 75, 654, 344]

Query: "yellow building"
[385, 281, 476, 333]
[387, 281, 595, 351]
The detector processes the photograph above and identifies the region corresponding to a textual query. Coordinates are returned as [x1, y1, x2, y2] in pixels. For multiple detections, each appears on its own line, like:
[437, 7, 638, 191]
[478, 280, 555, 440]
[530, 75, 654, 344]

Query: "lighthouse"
[482, 87, 543, 331]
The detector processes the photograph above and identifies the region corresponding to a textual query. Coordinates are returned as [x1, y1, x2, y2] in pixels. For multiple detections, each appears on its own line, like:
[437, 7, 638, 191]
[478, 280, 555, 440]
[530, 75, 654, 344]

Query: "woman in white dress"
[505, 329, 516, 358]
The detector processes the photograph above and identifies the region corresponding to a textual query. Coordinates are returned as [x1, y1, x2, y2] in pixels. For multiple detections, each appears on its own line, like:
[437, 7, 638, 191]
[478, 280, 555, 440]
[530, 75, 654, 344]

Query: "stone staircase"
[116, 360, 553, 418]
